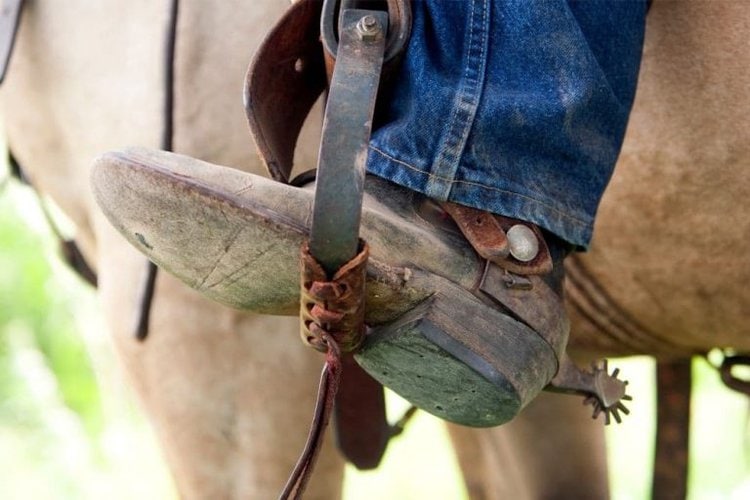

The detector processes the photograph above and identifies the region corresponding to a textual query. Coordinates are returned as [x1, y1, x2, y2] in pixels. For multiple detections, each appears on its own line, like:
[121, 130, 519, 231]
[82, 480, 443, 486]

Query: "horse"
[1, 0, 747, 498]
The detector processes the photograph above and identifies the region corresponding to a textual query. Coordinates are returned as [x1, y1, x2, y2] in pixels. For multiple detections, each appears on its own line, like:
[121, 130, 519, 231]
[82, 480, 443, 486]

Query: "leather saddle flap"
[244, 0, 327, 183]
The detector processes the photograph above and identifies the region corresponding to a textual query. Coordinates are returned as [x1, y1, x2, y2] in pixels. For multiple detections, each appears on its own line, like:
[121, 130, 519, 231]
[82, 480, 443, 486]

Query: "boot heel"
[355, 276, 559, 427]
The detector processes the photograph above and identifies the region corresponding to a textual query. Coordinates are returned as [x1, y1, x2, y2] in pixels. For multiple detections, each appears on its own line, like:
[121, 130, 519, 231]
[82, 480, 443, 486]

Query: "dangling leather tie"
[280, 332, 343, 500]
[279, 242, 369, 499]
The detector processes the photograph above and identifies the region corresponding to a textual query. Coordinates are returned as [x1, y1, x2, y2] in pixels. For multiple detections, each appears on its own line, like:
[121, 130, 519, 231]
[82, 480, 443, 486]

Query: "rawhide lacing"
[300, 241, 369, 354]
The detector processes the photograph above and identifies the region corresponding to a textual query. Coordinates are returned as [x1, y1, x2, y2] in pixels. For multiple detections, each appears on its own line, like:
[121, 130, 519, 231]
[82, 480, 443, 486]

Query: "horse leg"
[94, 217, 345, 498]
[449, 392, 608, 499]
[122, 3, 344, 492]
[3, 0, 340, 493]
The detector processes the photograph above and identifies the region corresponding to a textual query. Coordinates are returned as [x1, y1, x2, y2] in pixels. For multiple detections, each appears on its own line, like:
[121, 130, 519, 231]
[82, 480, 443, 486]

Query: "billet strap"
[0, 0, 24, 84]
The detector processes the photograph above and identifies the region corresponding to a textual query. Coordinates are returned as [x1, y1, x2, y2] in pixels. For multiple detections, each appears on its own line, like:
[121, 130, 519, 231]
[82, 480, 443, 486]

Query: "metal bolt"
[356, 15, 381, 41]
[507, 224, 539, 262]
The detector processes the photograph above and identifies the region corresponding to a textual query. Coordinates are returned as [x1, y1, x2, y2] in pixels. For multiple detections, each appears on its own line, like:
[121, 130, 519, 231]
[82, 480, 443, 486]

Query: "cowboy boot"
[92, 147, 626, 427]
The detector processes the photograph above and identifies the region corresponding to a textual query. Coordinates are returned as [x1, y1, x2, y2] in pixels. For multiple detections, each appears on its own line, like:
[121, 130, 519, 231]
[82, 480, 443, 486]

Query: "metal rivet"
[507, 224, 539, 262]
[356, 15, 381, 40]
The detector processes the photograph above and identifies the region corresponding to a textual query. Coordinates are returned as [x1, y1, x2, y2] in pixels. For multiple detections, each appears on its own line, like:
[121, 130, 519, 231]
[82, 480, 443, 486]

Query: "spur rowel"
[91, 147, 567, 427]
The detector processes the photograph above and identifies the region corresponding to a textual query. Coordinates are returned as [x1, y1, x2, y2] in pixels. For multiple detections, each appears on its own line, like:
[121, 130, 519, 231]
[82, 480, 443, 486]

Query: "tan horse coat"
[568, 1, 750, 358]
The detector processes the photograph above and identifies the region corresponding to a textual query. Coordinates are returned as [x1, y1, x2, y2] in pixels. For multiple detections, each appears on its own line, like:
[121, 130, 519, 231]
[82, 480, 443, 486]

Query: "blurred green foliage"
[0, 179, 175, 499]
[0, 179, 102, 435]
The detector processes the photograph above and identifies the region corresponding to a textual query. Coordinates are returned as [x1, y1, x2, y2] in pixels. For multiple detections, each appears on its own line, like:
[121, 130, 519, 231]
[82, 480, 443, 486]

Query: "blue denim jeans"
[367, 0, 647, 249]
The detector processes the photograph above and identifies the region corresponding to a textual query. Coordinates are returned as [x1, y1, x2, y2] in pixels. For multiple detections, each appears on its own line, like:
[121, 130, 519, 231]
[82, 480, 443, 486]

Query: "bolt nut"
[356, 15, 381, 41]
[507, 224, 539, 262]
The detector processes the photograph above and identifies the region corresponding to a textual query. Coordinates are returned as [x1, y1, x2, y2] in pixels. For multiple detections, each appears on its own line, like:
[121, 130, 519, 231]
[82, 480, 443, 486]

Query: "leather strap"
[719, 354, 750, 395]
[308, 9, 387, 274]
[441, 201, 553, 275]
[334, 355, 390, 469]
[136, 0, 181, 341]
[440, 202, 510, 262]
[300, 241, 369, 354]
[244, 0, 327, 183]
[245, 0, 412, 184]
[7, 151, 97, 286]
[652, 359, 691, 500]
[280, 335, 342, 500]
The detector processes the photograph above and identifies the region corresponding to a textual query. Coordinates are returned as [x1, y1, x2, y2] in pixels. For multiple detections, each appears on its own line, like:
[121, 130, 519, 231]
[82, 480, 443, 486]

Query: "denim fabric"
[367, 0, 647, 248]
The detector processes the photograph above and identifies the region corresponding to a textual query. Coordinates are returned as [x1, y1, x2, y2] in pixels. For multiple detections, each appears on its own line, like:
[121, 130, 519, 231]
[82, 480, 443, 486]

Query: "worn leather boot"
[92, 147, 573, 427]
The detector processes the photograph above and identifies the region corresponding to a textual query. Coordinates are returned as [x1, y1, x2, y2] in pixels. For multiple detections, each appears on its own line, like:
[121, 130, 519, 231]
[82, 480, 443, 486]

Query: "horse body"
[1, 0, 746, 498]
[569, 1, 750, 357]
